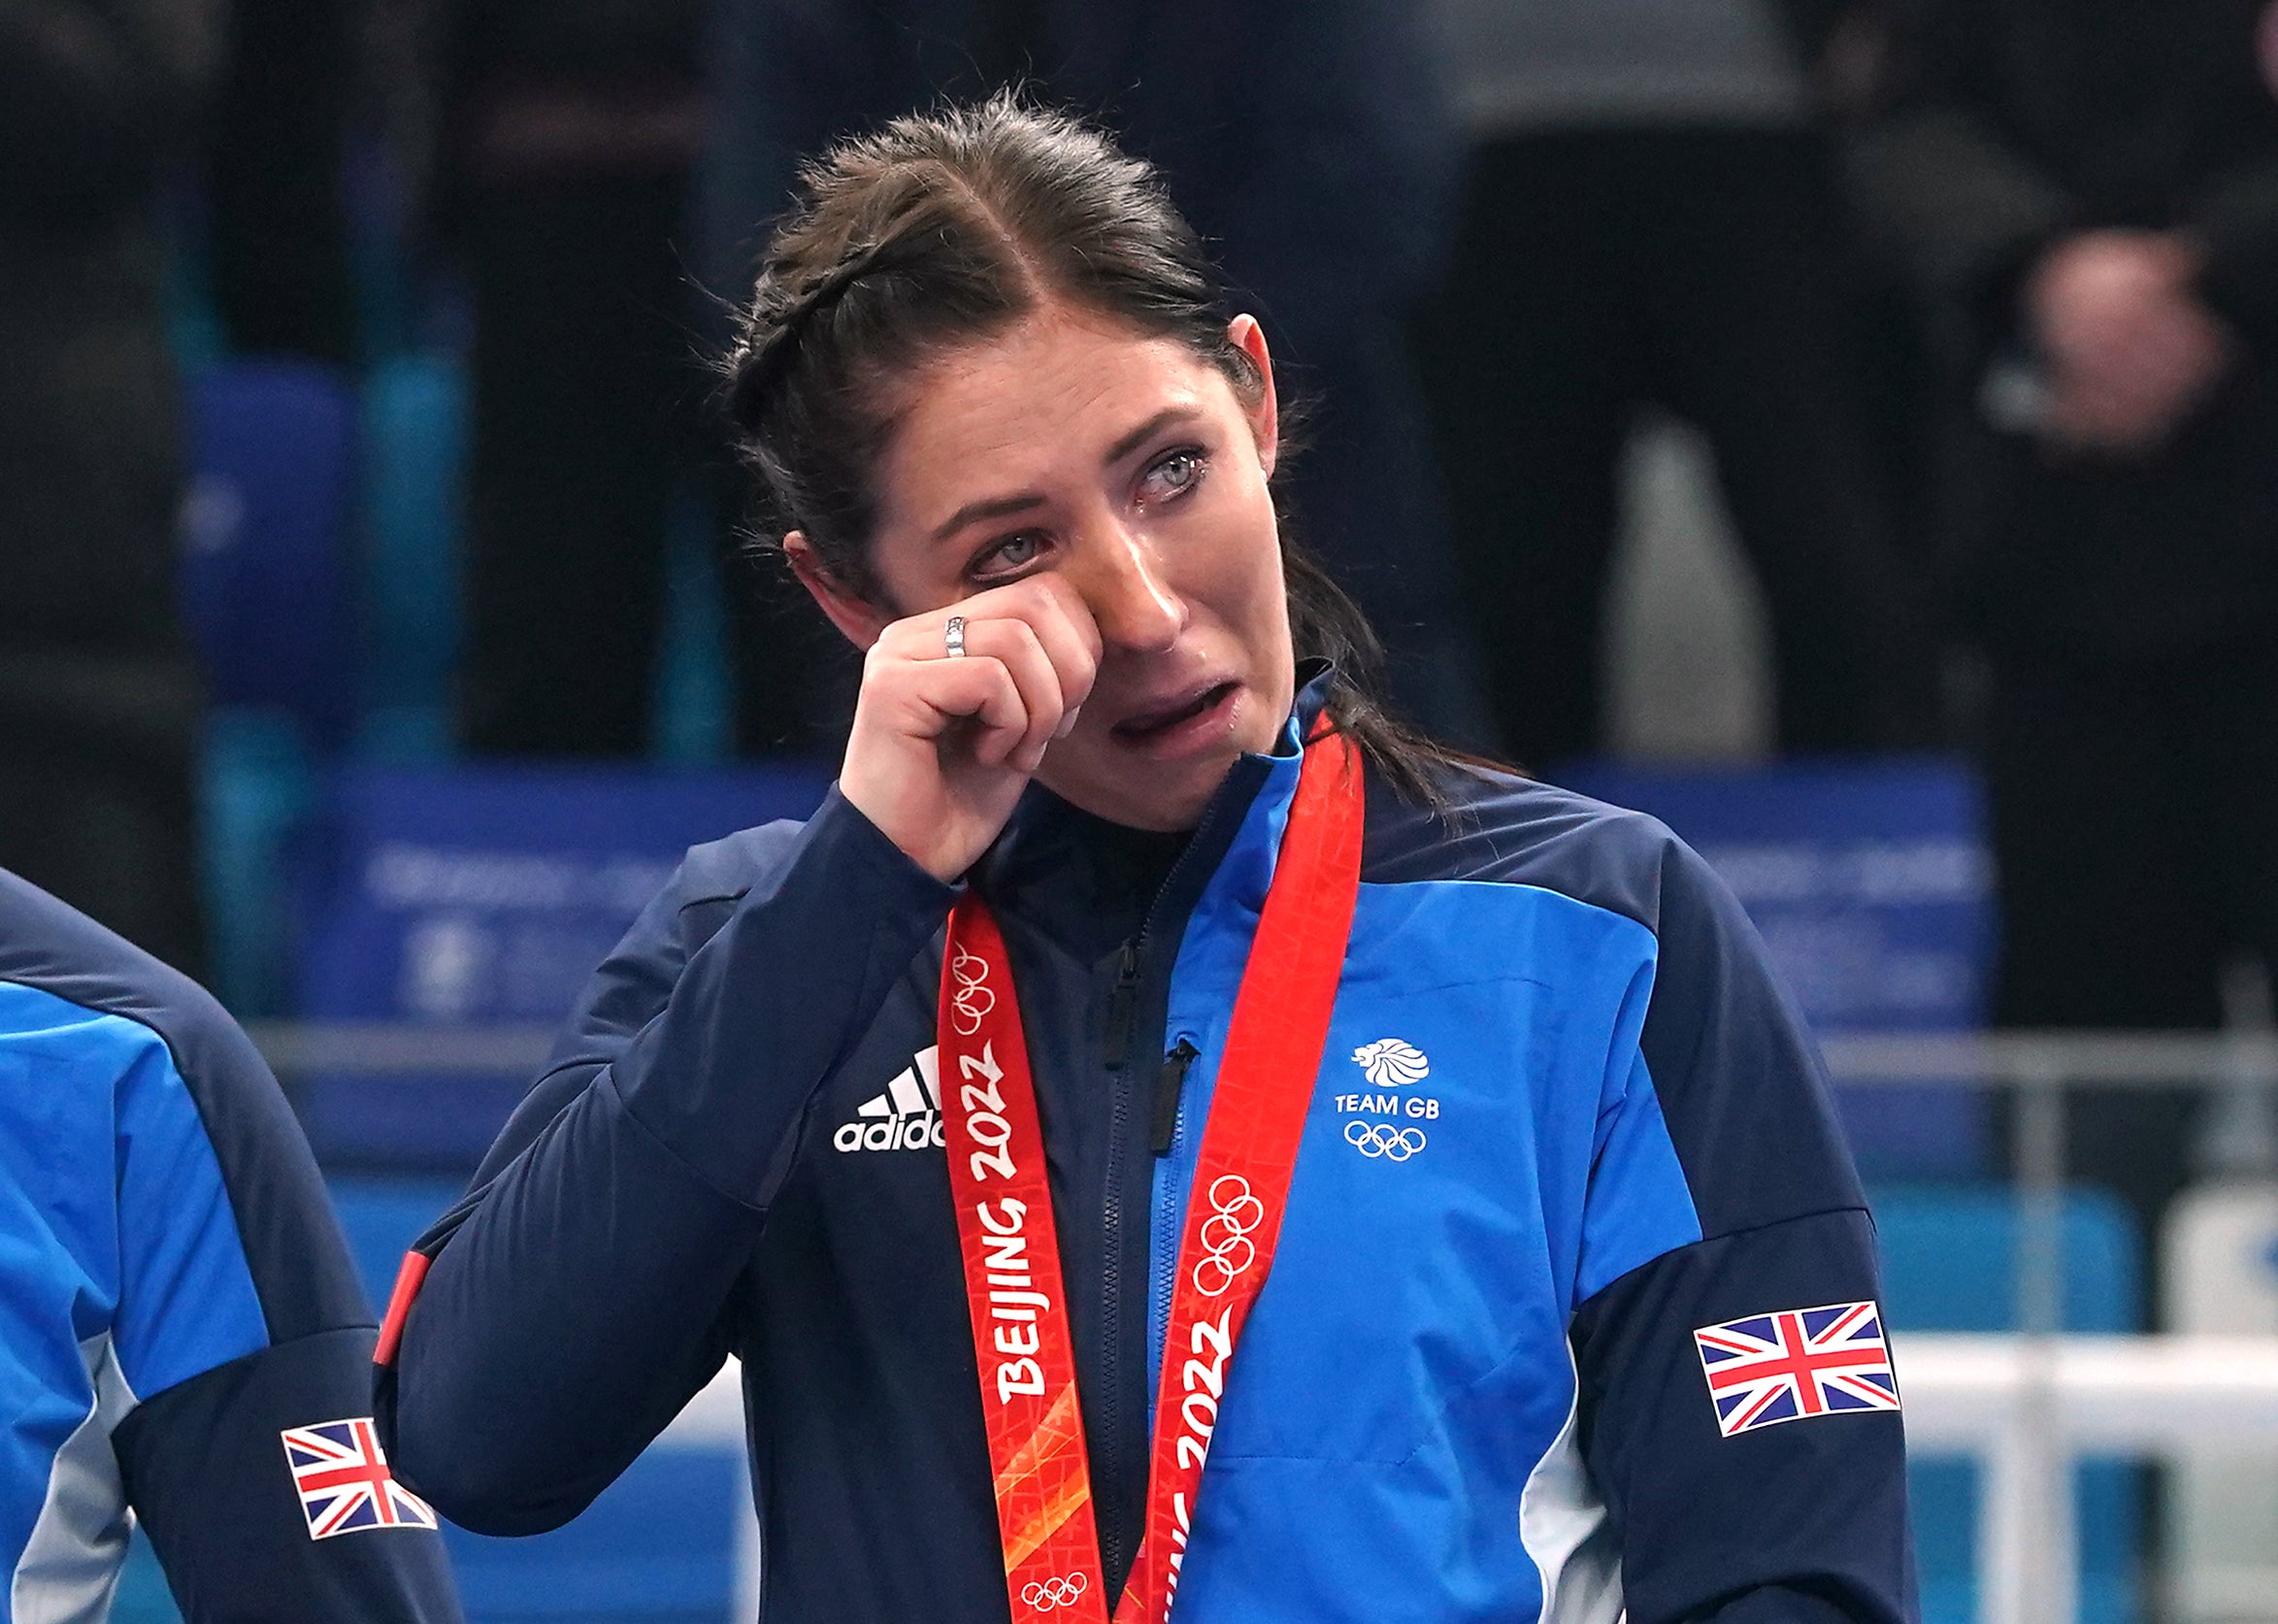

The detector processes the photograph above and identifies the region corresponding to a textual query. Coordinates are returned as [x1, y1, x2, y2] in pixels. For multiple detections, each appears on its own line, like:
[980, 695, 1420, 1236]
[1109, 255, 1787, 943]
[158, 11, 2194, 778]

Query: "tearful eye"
[974, 530, 1044, 580]
[1138, 447, 1205, 505]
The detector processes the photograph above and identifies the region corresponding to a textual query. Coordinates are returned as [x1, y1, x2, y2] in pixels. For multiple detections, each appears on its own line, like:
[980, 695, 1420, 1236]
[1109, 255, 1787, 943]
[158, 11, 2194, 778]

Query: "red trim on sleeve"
[374, 1250, 433, 1368]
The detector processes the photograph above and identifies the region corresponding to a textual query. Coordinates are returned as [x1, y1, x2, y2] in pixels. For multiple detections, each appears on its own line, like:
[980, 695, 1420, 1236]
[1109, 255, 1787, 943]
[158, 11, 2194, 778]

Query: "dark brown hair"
[721, 92, 1471, 806]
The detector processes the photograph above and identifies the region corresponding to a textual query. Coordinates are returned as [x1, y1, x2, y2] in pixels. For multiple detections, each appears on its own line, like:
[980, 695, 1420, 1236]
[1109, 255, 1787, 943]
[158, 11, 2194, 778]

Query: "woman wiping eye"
[379, 93, 1916, 1624]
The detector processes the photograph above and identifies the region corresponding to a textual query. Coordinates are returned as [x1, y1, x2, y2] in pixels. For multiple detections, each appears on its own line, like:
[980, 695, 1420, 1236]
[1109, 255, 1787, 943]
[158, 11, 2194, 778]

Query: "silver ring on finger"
[943, 615, 968, 659]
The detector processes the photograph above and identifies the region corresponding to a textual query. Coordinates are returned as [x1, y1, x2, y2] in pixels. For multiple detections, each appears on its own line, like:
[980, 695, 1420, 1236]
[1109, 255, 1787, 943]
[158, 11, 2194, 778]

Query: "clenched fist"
[837, 575, 1104, 882]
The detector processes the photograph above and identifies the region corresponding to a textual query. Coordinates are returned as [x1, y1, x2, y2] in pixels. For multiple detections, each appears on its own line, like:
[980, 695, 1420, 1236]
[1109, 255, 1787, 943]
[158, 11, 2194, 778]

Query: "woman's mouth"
[1110, 680, 1240, 750]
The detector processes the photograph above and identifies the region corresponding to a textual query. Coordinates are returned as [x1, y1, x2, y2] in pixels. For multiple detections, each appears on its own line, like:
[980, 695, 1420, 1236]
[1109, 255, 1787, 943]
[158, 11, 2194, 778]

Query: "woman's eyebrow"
[931, 491, 1047, 545]
[1104, 406, 1202, 467]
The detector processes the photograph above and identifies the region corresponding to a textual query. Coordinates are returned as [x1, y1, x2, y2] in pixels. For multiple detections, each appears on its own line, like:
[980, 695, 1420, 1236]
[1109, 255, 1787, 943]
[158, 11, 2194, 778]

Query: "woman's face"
[813, 303, 1296, 832]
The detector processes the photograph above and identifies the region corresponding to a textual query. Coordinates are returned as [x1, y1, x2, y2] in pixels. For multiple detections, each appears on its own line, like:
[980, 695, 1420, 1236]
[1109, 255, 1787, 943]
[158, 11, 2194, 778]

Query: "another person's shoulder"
[0, 866, 267, 1103]
[0, 865, 369, 1345]
[1361, 759, 1719, 942]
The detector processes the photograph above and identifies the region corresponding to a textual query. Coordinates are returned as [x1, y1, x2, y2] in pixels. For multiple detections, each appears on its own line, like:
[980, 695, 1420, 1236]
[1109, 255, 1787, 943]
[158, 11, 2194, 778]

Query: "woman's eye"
[1138, 447, 1205, 505]
[974, 531, 1044, 579]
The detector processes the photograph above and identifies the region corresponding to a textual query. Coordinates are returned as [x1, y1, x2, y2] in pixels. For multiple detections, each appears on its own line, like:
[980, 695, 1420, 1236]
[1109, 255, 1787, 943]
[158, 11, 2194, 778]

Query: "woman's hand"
[838, 576, 1103, 882]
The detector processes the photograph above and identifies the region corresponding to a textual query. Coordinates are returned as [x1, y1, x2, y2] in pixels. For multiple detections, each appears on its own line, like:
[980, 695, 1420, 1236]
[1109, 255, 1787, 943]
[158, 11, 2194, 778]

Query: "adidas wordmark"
[833, 1046, 946, 1153]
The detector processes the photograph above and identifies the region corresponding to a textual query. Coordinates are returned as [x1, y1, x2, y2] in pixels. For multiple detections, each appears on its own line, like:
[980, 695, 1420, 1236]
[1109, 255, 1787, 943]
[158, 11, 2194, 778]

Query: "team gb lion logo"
[1351, 1038, 1430, 1089]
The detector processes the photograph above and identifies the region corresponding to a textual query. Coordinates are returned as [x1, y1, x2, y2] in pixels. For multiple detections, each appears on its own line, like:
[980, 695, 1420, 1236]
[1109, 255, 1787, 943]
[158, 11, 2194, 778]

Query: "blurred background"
[8, 0, 2278, 1621]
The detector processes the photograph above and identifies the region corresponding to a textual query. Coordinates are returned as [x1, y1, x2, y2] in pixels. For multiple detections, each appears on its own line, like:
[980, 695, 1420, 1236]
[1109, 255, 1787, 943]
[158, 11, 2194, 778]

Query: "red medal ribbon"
[939, 728, 1364, 1624]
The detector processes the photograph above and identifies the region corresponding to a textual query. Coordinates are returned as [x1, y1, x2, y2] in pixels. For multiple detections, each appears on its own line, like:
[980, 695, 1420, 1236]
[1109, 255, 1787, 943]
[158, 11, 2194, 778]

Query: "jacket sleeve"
[381, 790, 955, 1535]
[1572, 838, 1914, 1624]
[107, 991, 462, 1621]
[116, 1336, 464, 1622]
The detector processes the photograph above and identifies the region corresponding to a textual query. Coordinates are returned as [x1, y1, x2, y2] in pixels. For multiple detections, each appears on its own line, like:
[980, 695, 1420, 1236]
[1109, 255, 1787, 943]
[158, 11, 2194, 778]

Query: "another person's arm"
[1849, 0, 2255, 455]
[1847, 0, 2073, 346]
[1570, 839, 1912, 1624]
[106, 997, 461, 1620]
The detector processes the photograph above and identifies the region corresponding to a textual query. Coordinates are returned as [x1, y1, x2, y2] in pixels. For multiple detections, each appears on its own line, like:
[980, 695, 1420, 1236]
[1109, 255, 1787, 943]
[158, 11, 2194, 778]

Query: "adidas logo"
[832, 1046, 946, 1153]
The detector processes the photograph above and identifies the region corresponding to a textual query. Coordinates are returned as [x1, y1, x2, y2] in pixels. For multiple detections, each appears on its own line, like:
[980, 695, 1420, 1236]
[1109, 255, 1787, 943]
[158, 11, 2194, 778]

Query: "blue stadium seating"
[183, 360, 361, 1013]
[181, 362, 358, 746]
[1875, 1184, 2145, 1624]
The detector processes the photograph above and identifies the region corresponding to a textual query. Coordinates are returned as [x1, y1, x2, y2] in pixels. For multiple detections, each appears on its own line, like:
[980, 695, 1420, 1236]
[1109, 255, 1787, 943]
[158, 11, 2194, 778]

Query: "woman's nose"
[1070, 529, 1184, 652]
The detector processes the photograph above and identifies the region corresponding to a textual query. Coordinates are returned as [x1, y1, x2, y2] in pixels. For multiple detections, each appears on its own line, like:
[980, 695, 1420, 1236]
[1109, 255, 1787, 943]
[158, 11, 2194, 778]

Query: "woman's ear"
[785, 532, 893, 649]
[1227, 315, 1279, 479]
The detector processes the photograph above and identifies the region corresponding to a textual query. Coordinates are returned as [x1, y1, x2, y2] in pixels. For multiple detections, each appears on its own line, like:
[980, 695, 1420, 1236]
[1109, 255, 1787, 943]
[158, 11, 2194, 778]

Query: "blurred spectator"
[434, 0, 846, 757]
[1411, 0, 1937, 770]
[0, 0, 360, 981]
[0, 0, 224, 977]
[1853, 0, 2278, 1232]
[698, 0, 1493, 746]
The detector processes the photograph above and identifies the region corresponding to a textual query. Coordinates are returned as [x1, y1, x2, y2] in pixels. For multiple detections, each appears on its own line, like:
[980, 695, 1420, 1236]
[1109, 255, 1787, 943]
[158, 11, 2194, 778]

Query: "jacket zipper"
[1096, 944, 1141, 1590]
[1148, 1033, 1201, 1418]
[1104, 943, 1144, 1071]
[1096, 792, 1236, 1592]
[1151, 1040, 1199, 1155]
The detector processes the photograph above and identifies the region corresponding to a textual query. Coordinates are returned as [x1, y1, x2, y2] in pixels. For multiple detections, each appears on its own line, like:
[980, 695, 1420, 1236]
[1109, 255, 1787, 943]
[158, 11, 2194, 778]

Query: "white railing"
[1825, 1033, 2278, 1624]
[1901, 1335, 2278, 1624]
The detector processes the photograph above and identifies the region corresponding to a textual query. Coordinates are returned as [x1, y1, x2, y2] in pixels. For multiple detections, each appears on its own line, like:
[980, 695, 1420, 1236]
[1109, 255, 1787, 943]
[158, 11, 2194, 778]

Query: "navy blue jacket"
[384, 684, 1915, 1623]
[0, 870, 461, 1622]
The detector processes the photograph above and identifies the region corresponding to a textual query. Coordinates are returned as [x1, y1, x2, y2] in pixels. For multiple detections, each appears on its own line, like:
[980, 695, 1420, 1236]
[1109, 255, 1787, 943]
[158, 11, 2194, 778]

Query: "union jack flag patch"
[1694, 1301, 1900, 1438]
[281, 1418, 438, 1539]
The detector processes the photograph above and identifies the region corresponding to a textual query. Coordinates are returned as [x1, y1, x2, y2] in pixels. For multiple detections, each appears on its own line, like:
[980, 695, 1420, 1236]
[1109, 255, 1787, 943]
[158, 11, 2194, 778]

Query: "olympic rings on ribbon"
[1344, 1120, 1427, 1161]
[1190, 1174, 1265, 1297]
[1021, 1573, 1089, 1610]
[947, 946, 994, 1036]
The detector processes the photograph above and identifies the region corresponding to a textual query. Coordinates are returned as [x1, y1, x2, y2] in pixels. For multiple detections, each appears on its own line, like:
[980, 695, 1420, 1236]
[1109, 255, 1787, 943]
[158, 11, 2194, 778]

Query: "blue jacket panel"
[386, 685, 1912, 1623]
[0, 981, 272, 1587]
[1143, 741, 1899, 1623]
[0, 870, 460, 1623]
